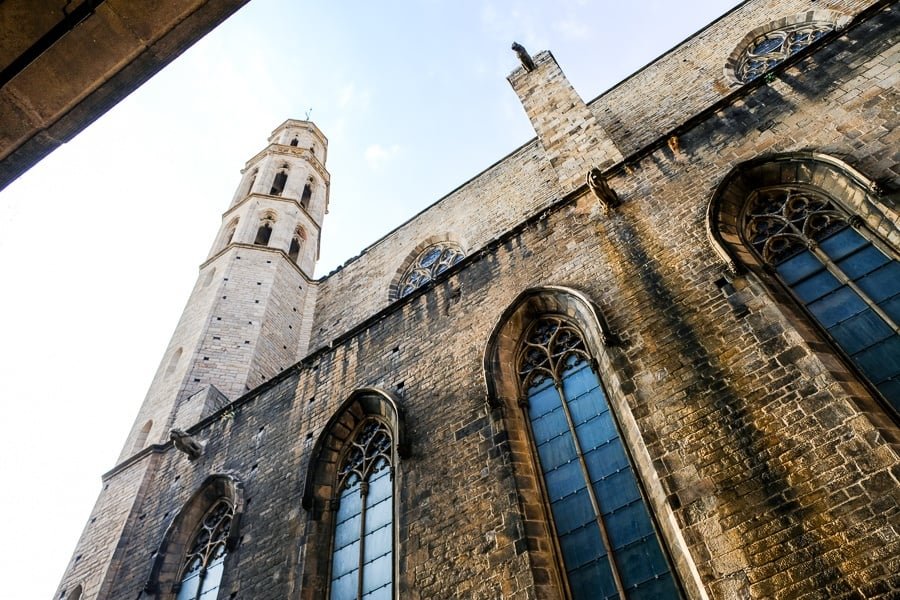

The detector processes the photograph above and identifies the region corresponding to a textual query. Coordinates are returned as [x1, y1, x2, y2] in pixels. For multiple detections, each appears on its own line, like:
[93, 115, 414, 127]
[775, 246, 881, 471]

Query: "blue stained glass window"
[398, 243, 465, 298]
[743, 187, 900, 415]
[519, 317, 679, 599]
[176, 500, 234, 600]
[735, 21, 835, 83]
[330, 421, 394, 600]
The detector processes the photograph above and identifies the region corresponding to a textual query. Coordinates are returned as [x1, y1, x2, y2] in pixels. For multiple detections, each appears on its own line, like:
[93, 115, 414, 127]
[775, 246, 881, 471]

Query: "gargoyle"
[587, 167, 621, 211]
[511, 42, 535, 72]
[170, 428, 204, 460]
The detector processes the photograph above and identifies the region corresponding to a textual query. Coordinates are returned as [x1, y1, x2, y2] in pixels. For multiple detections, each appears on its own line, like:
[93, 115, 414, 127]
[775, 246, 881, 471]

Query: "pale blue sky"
[0, 1, 739, 595]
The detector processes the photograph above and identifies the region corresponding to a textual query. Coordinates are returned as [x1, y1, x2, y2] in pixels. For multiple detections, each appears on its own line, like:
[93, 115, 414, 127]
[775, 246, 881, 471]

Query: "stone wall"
[57, 1, 900, 598]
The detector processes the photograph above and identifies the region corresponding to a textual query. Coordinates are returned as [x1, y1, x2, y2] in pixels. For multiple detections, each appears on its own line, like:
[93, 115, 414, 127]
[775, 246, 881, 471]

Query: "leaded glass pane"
[569, 558, 618, 600]
[518, 317, 679, 599]
[398, 243, 465, 298]
[829, 309, 893, 355]
[807, 287, 867, 327]
[559, 521, 607, 570]
[742, 187, 900, 413]
[550, 487, 596, 535]
[593, 469, 642, 516]
[330, 420, 394, 600]
[330, 570, 359, 600]
[176, 571, 201, 600]
[736, 22, 834, 82]
[776, 251, 821, 285]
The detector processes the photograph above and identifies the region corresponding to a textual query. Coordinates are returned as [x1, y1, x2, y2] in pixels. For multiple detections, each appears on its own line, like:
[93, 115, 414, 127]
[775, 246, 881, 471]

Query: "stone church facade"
[57, 0, 900, 598]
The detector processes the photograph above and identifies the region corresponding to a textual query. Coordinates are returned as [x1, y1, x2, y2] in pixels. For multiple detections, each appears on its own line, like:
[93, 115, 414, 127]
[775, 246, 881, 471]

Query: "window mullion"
[553, 380, 627, 600]
[810, 245, 900, 333]
[357, 481, 369, 600]
[195, 569, 206, 600]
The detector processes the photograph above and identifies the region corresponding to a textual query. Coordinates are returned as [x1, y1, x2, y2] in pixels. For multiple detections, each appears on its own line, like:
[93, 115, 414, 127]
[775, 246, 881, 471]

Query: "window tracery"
[398, 243, 464, 298]
[175, 499, 234, 600]
[735, 22, 833, 82]
[329, 420, 393, 600]
[742, 186, 900, 411]
[518, 316, 679, 599]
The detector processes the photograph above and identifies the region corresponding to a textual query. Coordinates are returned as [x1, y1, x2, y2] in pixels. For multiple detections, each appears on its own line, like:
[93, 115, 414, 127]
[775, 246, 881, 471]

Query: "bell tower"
[118, 119, 328, 461]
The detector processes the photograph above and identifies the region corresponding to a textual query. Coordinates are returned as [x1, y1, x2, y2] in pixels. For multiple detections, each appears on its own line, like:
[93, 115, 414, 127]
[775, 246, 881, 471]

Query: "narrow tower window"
[290, 138, 299, 147]
[254, 215, 275, 247]
[270, 171, 288, 196]
[329, 420, 394, 600]
[742, 187, 900, 411]
[166, 347, 183, 376]
[518, 316, 678, 599]
[289, 228, 306, 263]
[132, 420, 153, 453]
[301, 182, 313, 210]
[289, 238, 302, 262]
[175, 500, 234, 600]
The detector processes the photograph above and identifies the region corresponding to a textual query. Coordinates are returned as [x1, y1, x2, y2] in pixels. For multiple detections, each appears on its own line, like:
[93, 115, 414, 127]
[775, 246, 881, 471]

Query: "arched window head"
[270, 170, 288, 196]
[62, 584, 82, 600]
[254, 214, 275, 247]
[516, 316, 679, 599]
[175, 500, 234, 600]
[733, 21, 834, 83]
[302, 389, 406, 600]
[301, 180, 313, 210]
[145, 474, 243, 599]
[398, 243, 465, 298]
[288, 228, 306, 263]
[132, 420, 153, 453]
[246, 170, 257, 197]
[222, 218, 239, 250]
[329, 420, 394, 600]
[290, 138, 299, 147]
[742, 186, 900, 412]
[166, 347, 183, 376]
[709, 154, 900, 418]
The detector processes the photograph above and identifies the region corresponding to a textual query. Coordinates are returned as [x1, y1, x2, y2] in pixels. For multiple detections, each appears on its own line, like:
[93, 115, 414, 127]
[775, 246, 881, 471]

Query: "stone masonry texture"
[58, 1, 900, 599]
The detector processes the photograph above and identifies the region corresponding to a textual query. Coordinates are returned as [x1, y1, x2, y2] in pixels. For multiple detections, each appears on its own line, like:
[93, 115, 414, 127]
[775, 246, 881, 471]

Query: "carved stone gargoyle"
[170, 428, 204, 460]
[511, 42, 535, 72]
[587, 167, 621, 211]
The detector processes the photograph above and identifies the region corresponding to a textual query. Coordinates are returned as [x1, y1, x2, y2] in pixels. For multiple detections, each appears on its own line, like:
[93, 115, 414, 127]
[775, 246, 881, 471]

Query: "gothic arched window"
[173, 499, 234, 600]
[398, 243, 464, 298]
[288, 227, 306, 263]
[518, 316, 679, 599]
[301, 181, 313, 210]
[270, 170, 288, 196]
[221, 217, 239, 250]
[742, 186, 900, 412]
[254, 215, 275, 246]
[329, 420, 394, 600]
[734, 21, 834, 82]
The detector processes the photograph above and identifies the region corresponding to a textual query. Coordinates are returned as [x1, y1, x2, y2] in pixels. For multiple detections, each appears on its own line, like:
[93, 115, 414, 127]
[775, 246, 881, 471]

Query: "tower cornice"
[243, 145, 330, 184]
[222, 193, 322, 232]
[199, 243, 317, 282]
[269, 118, 328, 147]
